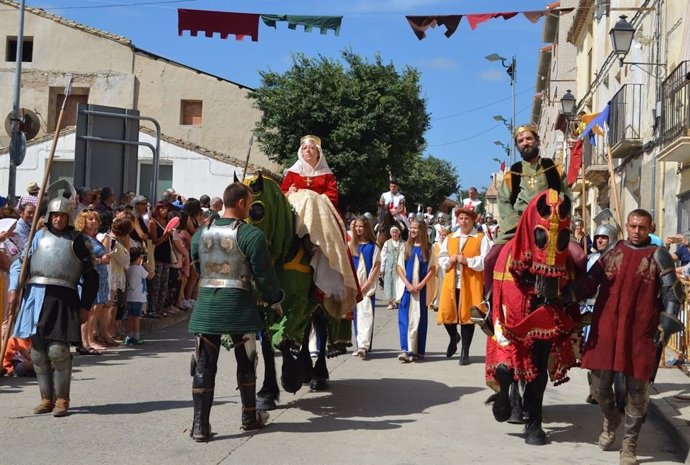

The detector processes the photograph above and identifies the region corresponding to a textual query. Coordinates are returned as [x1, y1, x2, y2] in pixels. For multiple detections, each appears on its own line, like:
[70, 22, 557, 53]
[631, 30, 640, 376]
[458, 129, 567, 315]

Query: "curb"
[648, 373, 690, 463]
[141, 310, 191, 335]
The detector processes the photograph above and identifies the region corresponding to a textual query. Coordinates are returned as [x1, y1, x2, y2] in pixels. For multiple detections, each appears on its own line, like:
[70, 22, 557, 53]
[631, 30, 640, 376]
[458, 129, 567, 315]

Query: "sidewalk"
[649, 359, 690, 463]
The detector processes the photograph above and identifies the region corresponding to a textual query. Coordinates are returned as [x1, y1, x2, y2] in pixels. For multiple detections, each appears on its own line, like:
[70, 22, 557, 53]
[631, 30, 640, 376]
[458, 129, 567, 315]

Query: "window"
[180, 100, 202, 126]
[5, 36, 33, 62]
[139, 163, 173, 200]
[678, 191, 690, 234]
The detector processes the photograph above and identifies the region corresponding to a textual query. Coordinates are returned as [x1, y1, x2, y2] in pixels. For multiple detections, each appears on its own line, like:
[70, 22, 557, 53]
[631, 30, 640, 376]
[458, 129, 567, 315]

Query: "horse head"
[243, 171, 295, 264]
[509, 189, 572, 300]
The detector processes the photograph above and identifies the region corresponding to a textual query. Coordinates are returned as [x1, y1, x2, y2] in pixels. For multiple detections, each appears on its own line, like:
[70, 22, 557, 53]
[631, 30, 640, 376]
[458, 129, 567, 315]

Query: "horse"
[374, 203, 408, 247]
[484, 189, 583, 446]
[243, 172, 359, 407]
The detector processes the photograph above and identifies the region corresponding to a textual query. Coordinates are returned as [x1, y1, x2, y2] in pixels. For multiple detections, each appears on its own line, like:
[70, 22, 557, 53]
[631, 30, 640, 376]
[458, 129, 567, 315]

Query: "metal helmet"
[593, 223, 619, 253]
[46, 197, 73, 218]
[363, 212, 374, 221]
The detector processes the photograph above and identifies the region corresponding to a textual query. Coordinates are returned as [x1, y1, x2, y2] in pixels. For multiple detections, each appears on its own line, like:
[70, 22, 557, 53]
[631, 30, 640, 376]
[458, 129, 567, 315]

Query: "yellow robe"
[437, 233, 485, 325]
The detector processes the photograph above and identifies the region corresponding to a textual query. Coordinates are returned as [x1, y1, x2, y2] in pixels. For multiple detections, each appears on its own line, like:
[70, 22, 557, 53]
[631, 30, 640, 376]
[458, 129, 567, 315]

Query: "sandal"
[76, 346, 90, 355]
[87, 347, 102, 355]
[105, 339, 120, 347]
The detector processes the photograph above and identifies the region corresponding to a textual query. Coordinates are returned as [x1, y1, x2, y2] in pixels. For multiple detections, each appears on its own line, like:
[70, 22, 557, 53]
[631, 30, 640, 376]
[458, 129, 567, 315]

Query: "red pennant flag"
[500, 161, 506, 173]
[567, 139, 584, 185]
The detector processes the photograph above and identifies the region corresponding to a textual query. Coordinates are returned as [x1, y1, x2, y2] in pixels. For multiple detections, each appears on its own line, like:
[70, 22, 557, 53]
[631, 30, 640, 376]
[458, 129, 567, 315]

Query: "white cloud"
[419, 57, 459, 70]
[480, 69, 506, 81]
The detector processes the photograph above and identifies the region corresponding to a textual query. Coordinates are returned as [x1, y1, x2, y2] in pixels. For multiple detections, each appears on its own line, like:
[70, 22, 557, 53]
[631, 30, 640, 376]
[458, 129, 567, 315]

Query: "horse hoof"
[310, 378, 329, 391]
[256, 394, 278, 411]
[491, 366, 512, 423]
[507, 409, 525, 424]
[280, 374, 302, 395]
[525, 427, 547, 446]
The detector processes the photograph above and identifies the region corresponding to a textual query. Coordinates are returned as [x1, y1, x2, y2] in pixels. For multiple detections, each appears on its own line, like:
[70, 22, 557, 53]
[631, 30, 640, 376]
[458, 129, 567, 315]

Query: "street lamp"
[486, 52, 517, 164]
[609, 15, 665, 70]
[560, 89, 577, 118]
[493, 115, 512, 130]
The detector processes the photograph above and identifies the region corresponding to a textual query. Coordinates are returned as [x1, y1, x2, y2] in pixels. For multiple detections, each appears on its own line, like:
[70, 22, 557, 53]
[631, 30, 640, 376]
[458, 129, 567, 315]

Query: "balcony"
[657, 61, 690, 163]
[608, 84, 643, 158]
[583, 139, 609, 187]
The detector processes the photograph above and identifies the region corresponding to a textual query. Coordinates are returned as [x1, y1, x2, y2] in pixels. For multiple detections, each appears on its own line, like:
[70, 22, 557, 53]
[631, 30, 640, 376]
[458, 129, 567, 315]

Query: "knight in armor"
[564, 209, 684, 465]
[7, 196, 99, 417]
[188, 182, 283, 441]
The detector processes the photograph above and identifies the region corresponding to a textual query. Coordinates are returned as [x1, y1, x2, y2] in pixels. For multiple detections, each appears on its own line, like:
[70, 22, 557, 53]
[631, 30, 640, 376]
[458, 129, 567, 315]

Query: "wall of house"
[132, 54, 279, 172]
[0, 131, 245, 200]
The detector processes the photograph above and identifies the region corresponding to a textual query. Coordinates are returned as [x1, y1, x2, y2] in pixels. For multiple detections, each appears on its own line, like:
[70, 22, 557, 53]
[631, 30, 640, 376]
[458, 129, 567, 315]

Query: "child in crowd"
[2, 336, 34, 377]
[125, 248, 154, 345]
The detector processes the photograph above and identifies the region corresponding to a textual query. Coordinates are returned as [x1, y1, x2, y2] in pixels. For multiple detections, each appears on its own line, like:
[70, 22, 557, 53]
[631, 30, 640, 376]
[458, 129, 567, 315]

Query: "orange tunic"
[437, 233, 485, 325]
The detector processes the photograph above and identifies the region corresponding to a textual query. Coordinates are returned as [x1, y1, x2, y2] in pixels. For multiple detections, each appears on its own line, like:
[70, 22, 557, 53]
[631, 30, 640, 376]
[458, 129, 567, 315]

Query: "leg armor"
[234, 333, 267, 430]
[591, 369, 622, 451]
[191, 334, 220, 442]
[48, 342, 72, 401]
[30, 339, 54, 414]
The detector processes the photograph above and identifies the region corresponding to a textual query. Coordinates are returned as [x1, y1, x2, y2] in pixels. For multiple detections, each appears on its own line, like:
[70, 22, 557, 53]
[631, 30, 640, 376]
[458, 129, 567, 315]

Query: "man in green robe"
[188, 182, 283, 441]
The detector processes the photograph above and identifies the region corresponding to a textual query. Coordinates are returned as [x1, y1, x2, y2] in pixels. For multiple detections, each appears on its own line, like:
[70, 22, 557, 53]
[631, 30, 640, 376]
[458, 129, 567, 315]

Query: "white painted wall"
[0, 131, 245, 200]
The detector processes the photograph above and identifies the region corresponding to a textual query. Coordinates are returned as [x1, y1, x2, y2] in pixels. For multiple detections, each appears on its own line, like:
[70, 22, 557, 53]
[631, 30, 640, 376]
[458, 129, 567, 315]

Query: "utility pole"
[8, 0, 27, 204]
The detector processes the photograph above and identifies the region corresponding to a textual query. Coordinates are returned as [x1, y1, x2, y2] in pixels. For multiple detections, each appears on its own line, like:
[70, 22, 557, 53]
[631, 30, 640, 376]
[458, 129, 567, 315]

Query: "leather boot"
[444, 325, 460, 358]
[190, 389, 214, 442]
[459, 324, 474, 365]
[256, 334, 279, 411]
[239, 373, 267, 430]
[598, 411, 622, 451]
[53, 398, 70, 418]
[619, 411, 644, 465]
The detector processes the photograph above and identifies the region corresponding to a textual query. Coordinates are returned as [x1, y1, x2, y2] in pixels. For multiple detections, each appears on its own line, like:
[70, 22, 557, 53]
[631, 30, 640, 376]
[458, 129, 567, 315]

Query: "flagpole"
[581, 144, 587, 257]
[606, 143, 624, 237]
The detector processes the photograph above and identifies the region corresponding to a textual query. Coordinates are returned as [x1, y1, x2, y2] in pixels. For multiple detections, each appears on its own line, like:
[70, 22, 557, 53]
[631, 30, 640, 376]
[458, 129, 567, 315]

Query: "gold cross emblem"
[527, 176, 537, 188]
[305, 177, 312, 187]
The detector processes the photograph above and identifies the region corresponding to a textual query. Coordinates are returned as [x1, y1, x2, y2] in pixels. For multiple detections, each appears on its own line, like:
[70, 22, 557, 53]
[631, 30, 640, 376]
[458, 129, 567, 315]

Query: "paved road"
[1, 299, 681, 465]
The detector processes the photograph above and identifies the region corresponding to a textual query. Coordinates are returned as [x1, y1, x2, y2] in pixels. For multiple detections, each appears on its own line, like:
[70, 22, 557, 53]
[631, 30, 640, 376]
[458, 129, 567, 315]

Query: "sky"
[13, 0, 560, 192]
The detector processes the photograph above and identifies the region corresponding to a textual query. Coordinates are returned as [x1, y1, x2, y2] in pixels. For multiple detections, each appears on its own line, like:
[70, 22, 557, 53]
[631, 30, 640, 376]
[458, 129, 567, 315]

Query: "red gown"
[281, 171, 339, 208]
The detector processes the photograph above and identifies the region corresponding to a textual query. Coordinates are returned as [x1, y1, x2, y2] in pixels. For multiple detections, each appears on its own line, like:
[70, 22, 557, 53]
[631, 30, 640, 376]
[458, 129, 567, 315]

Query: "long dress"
[381, 238, 404, 303]
[352, 242, 380, 351]
[396, 245, 436, 356]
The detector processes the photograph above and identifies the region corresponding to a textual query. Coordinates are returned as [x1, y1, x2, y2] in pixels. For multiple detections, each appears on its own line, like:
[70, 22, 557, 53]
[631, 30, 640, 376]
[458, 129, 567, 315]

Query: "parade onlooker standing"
[148, 202, 173, 318]
[395, 220, 436, 362]
[14, 203, 34, 249]
[8, 197, 98, 416]
[125, 248, 154, 345]
[572, 219, 592, 252]
[108, 217, 132, 338]
[18, 182, 39, 208]
[380, 226, 404, 310]
[438, 207, 490, 365]
[350, 216, 380, 359]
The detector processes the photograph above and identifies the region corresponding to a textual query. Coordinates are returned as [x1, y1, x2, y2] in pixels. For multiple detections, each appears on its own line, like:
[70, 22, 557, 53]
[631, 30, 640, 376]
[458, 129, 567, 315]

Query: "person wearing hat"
[437, 207, 491, 365]
[18, 181, 40, 208]
[281, 135, 339, 208]
[6, 195, 99, 417]
[380, 225, 404, 310]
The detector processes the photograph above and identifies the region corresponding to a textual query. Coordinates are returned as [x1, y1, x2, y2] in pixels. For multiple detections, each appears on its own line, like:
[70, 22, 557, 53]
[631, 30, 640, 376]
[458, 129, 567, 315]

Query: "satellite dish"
[5, 108, 41, 141]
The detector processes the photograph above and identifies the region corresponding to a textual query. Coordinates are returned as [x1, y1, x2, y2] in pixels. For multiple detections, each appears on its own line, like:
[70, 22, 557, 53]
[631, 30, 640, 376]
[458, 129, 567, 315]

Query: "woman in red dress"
[281, 135, 338, 208]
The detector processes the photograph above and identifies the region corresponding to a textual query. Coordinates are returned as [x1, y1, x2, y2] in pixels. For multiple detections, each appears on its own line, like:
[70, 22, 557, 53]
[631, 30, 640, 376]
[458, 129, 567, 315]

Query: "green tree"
[248, 50, 433, 213]
[399, 155, 460, 214]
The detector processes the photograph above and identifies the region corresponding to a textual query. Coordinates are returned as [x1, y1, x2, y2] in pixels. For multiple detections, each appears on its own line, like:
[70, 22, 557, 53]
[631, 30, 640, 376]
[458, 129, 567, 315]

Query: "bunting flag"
[567, 139, 584, 186]
[500, 161, 506, 173]
[466, 12, 519, 30]
[261, 15, 343, 36]
[405, 15, 462, 40]
[177, 7, 575, 43]
[579, 103, 611, 146]
[178, 9, 260, 41]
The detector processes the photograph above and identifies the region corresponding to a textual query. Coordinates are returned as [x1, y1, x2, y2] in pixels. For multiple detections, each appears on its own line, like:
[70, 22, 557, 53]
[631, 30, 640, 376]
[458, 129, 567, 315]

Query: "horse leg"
[256, 329, 280, 411]
[278, 340, 302, 395]
[524, 341, 551, 446]
[489, 364, 514, 422]
[507, 380, 525, 424]
[310, 307, 330, 391]
[297, 315, 314, 386]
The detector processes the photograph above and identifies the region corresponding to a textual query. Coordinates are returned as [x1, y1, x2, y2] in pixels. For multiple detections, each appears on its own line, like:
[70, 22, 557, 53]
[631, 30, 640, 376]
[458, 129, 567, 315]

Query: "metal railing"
[660, 61, 690, 148]
[608, 83, 643, 149]
[667, 281, 690, 364]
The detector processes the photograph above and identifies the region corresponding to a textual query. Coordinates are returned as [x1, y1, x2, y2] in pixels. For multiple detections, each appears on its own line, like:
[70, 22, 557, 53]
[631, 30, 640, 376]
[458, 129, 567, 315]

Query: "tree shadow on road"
[254, 378, 482, 434]
[74, 399, 234, 416]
